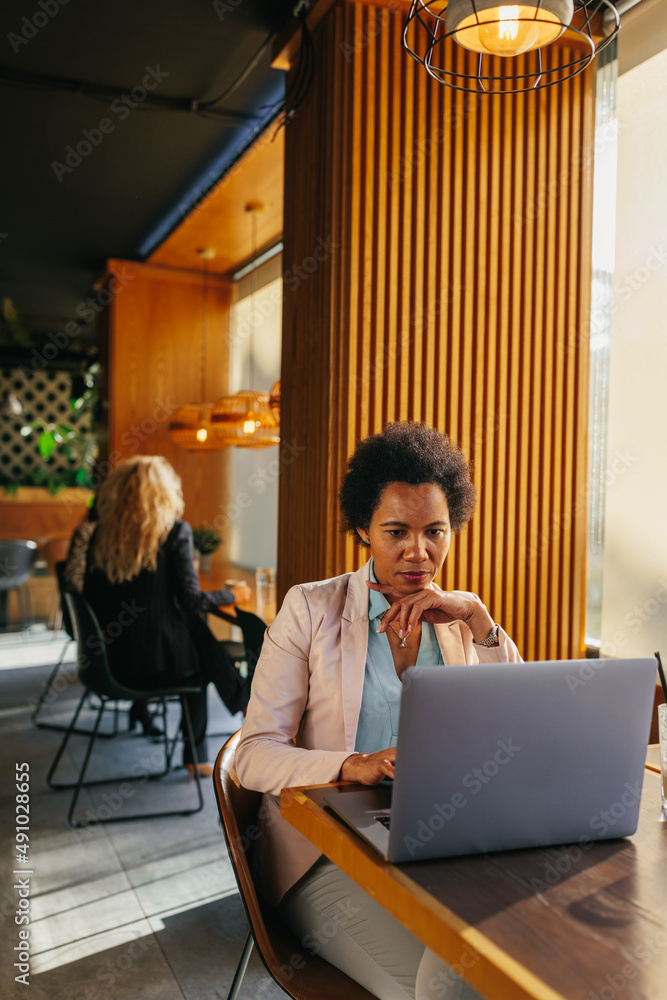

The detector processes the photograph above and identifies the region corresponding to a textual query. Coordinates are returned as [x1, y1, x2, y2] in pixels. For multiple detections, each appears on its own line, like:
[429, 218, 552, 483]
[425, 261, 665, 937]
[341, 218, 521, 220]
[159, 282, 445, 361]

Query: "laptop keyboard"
[375, 814, 391, 830]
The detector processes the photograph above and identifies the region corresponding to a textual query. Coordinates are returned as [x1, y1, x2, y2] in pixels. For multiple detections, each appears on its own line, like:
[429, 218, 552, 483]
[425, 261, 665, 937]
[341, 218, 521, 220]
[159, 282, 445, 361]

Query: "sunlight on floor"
[0, 627, 75, 671]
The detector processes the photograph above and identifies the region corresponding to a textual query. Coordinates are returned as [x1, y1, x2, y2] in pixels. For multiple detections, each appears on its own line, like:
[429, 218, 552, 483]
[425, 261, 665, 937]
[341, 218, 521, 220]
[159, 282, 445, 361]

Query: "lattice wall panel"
[0, 368, 92, 482]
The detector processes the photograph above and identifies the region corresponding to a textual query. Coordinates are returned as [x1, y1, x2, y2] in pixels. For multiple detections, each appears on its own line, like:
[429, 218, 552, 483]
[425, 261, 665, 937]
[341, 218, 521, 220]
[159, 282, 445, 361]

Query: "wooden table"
[646, 744, 661, 775]
[281, 772, 667, 1000]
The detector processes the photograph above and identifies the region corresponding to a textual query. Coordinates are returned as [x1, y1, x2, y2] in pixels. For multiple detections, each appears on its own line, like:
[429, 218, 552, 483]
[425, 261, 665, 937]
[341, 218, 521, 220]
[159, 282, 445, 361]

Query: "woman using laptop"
[236, 422, 521, 1000]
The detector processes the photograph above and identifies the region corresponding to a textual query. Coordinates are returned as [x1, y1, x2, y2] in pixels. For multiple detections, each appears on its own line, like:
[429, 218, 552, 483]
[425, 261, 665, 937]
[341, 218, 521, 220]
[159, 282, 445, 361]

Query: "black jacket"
[83, 520, 234, 688]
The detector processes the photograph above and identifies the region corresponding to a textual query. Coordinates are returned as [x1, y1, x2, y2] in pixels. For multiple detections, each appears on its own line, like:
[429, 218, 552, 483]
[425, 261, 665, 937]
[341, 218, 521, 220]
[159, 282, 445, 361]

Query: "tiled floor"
[0, 629, 285, 1000]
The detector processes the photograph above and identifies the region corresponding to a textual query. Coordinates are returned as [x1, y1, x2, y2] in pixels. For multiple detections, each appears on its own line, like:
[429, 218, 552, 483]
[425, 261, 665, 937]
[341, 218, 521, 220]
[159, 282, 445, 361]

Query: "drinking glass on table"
[659, 703, 667, 821]
[255, 567, 276, 608]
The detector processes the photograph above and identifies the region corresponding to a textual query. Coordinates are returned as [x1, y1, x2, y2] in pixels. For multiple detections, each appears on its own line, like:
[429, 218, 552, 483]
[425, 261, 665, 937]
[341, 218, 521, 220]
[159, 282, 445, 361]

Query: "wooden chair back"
[213, 732, 376, 999]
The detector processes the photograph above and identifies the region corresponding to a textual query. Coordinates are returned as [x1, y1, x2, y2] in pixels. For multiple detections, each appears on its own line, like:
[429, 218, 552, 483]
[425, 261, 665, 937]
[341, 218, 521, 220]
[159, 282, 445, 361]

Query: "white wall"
[228, 271, 282, 572]
[600, 47, 667, 657]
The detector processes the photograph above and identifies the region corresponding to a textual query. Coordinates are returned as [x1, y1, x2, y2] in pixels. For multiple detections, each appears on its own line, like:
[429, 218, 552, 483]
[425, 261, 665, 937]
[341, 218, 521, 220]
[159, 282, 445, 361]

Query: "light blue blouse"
[354, 559, 444, 754]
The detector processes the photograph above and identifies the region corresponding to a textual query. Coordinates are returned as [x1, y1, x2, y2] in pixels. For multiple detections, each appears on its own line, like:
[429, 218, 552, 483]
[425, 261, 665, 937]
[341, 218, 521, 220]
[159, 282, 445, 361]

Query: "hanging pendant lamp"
[169, 403, 219, 451]
[212, 390, 280, 447]
[402, 0, 619, 94]
[269, 379, 281, 425]
[169, 249, 227, 452]
[212, 203, 280, 449]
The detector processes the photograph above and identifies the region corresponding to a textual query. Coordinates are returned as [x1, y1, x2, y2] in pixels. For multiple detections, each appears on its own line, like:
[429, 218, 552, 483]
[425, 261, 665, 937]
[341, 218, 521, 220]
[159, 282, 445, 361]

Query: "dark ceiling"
[0, 0, 295, 340]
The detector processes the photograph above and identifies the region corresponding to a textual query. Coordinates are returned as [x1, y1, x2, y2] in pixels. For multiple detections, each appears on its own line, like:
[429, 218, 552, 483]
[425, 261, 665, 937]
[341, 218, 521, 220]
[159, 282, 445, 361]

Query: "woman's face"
[358, 481, 451, 595]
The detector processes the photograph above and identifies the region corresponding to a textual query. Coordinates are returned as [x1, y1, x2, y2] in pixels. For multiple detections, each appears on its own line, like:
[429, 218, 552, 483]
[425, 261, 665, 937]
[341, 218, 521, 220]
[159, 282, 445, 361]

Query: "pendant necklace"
[383, 615, 411, 649]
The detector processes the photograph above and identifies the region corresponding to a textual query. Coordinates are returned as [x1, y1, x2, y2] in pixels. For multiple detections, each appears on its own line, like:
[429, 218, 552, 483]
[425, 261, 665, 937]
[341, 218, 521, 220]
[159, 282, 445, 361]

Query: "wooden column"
[279, 1, 596, 660]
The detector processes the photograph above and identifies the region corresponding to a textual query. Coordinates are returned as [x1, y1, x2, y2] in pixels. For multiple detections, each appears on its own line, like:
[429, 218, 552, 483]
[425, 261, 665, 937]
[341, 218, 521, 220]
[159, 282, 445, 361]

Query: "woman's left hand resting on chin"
[368, 580, 495, 645]
[339, 746, 396, 785]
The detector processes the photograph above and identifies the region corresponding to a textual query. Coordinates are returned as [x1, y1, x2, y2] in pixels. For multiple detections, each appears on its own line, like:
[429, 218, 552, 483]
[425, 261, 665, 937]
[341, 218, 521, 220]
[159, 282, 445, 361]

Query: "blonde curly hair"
[92, 456, 184, 584]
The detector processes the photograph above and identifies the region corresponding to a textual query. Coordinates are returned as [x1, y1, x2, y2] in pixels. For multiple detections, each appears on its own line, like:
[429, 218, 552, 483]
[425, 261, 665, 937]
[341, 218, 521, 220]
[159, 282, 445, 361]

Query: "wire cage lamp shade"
[211, 390, 280, 448]
[269, 379, 281, 425]
[402, 0, 620, 93]
[168, 403, 225, 452]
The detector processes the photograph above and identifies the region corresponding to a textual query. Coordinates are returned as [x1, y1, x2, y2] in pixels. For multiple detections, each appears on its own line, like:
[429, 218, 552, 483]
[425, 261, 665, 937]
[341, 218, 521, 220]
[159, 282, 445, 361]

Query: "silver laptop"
[324, 658, 657, 863]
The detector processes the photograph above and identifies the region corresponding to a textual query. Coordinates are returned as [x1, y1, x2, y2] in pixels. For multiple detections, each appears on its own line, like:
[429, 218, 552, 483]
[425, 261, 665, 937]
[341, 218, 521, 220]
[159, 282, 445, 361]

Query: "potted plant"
[191, 526, 221, 573]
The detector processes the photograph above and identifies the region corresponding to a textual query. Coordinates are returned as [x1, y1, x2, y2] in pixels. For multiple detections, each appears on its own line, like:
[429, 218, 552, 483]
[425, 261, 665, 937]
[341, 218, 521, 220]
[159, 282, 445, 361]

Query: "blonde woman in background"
[64, 455, 251, 776]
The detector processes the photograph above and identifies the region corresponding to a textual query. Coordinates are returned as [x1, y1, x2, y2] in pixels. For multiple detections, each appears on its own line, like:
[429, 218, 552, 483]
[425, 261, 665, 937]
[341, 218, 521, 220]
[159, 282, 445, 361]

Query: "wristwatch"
[474, 624, 500, 647]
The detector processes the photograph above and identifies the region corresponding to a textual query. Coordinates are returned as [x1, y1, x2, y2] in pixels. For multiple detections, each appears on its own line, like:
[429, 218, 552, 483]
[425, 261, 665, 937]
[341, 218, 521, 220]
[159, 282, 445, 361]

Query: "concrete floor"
[0, 629, 285, 1000]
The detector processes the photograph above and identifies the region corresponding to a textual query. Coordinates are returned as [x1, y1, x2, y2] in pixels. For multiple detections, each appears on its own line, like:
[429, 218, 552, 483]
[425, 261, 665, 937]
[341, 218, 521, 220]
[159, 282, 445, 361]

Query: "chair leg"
[31, 643, 118, 738]
[155, 699, 173, 769]
[14, 584, 34, 635]
[46, 688, 90, 789]
[68, 701, 107, 827]
[227, 929, 254, 1000]
[162, 699, 181, 770]
[22, 584, 34, 630]
[15, 586, 27, 635]
[48, 694, 205, 826]
[180, 696, 204, 815]
[31, 643, 71, 724]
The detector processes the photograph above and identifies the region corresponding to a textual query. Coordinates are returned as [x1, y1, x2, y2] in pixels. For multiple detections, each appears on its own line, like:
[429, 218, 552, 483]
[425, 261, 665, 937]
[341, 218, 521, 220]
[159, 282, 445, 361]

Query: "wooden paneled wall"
[279, 1, 596, 660]
[105, 261, 232, 566]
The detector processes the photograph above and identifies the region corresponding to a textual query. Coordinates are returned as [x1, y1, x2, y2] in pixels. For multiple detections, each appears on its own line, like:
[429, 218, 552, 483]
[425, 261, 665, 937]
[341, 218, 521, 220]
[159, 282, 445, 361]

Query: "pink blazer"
[235, 561, 522, 905]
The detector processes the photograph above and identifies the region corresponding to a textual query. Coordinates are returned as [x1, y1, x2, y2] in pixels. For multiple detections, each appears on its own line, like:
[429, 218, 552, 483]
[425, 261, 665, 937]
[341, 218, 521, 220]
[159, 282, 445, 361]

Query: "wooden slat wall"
[279, 1, 595, 660]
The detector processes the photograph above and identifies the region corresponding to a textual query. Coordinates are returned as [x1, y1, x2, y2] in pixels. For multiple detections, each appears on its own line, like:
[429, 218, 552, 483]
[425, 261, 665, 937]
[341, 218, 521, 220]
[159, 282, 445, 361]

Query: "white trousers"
[279, 857, 484, 1000]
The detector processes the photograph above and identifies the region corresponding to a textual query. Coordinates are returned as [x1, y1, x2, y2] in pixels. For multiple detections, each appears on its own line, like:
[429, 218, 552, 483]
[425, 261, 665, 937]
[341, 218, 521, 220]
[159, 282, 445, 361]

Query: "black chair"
[0, 538, 37, 632]
[47, 591, 205, 827]
[31, 563, 121, 737]
[213, 731, 376, 1000]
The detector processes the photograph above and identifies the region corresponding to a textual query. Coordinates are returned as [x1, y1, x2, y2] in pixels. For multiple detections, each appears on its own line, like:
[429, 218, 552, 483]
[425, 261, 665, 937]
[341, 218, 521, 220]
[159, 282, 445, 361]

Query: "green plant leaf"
[47, 477, 65, 495]
[191, 526, 222, 554]
[38, 432, 56, 460]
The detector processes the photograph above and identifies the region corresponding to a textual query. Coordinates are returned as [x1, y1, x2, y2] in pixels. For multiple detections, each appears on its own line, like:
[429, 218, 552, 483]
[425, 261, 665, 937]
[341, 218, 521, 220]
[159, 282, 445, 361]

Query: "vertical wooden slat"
[279, 0, 596, 661]
[385, 12, 402, 427]
[513, 55, 529, 655]
[572, 60, 596, 657]
[553, 43, 570, 657]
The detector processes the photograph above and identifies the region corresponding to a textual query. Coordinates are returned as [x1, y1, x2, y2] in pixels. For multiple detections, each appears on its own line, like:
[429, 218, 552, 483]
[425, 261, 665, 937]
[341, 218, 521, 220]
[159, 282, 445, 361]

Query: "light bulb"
[477, 5, 541, 54]
[243, 418, 258, 435]
[196, 427, 208, 442]
[498, 6, 519, 41]
[447, 0, 570, 57]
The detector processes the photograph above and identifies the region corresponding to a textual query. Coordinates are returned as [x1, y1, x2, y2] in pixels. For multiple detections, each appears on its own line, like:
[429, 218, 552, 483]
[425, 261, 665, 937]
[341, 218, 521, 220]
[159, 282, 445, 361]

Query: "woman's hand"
[368, 581, 494, 644]
[339, 747, 396, 784]
[229, 583, 253, 605]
